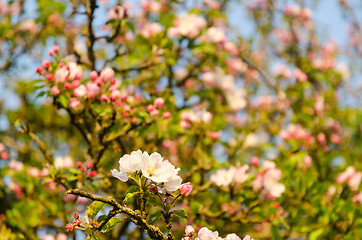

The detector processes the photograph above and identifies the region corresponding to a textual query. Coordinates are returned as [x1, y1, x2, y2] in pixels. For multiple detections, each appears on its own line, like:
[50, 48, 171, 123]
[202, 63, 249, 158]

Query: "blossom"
[185, 225, 195, 236]
[172, 14, 207, 38]
[211, 168, 235, 187]
[100, 67, 115, 82]
[54, 155, 74, 169]
[140, 23, 163, 38]
[112, 150, 182, 192]
[180, 182, 192, 196]
[55, 68, 68, 83]
[224, 234, 241, 240]
[198, 227, 219, 240]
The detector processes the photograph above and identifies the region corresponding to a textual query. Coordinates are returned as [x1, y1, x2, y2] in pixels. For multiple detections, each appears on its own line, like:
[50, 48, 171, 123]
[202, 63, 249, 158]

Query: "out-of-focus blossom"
[54, 155, 74, 169]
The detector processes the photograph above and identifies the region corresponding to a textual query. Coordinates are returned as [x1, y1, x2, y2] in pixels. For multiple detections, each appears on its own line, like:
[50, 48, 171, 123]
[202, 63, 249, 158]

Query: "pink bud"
[0, 151, 9, 160]
[180, 182, 192, 196]
[86, 162, 94, 168]
[151, 109, 159, 116]
[88, 170, 97, 177]
[154, 97, 165, 109]
[147, 104, 155, 112]
[64, 82, 72, 90]
[163, 112, 171, 119]
[131, 117, 138, 124]
[273, 202, 279, 208]
[72, 80, 80, 89]
[53, 45, 60, 52]
[50, 86, 60, 96]
[47, 74, 54, 81]
[65, 223, 74, 231]
[49, 50, 53, 57]
[100, 67, 115, 82]
[90, 70, 98, 81]
[330, 133, 342, 145]
[100, 94, 109, 102]
[59, 62, 64, 68]
[76, 161, 82, 167]
[73, 212, 79, 218]
[42, 60, 50, 69]
[73, 219, 81, 226]
[251, 157, 260, 166]
[36, 67, 41, 74]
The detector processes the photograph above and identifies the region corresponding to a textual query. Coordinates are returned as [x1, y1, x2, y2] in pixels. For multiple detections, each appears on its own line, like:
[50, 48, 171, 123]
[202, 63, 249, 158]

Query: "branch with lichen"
[66, 189, 167, 240]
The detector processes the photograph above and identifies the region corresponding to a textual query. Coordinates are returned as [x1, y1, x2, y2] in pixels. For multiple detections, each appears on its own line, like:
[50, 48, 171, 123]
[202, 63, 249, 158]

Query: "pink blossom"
[9, 159, 24, 172]
[140, 23, 163, 38]
[201, 27, 226, 43]
[202, 72, 216, 86]
[198, 227, 219, 240]
[294, 68, 307, 82]
[303, 155, 312, 168]
[154, 98, 165, 109]
[110, 90, 121, 101]
[100, 68, 115, 82]
[27, 167, 41, 177]
[185, 225, 195, 236]
[207, 131, 221, 140]
[251, 157, 259, 166]
[69, 97, 81, 108]
[67, 62, 83, 80]
[42, 60, 50, 69]
[233, 165, 249, 185]
[90, 70, 98, 81]
[56, 233, 67, 240]
[180, 182, 192, 196]
[54, 155, 74, 169]
[55, 68, 68, 83]
[330, 133, 342, 145]
[224, 233, 241, 240]
[223, 41, 238, 56]
[43, 234, 55, 240]
[50, 86, 60, 96]
[73, 85, 87, 97]
[100, 94, 109, 102]
[262, 160, 276, 171]
[107, 6, 124, 19]
[353, 192, 362, 204]
[86, 82, 100, 98]
[163, 112, 171, 119]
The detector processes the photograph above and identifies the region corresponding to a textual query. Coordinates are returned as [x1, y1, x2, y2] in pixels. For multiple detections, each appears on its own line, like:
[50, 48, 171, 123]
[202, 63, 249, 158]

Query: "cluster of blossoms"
[182, 225, 252, 240]
[210, 165, 249, 187]
[76, 161, 97, 177]
[201, 68, 248, 112]
[279, 124, 312, 144]
[284, 4, 312, 22]
[180, 107, 213, 129]
[336, 166, 361, 191]
[272, 64, 307, 83]
[167, 14, 207, 39]
[252, 161, 285, 199]
[111, 150, 182, 192]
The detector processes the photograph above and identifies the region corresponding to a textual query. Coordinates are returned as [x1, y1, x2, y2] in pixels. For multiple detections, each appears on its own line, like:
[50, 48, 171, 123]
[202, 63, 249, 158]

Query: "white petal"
[111, 169, 128, 182]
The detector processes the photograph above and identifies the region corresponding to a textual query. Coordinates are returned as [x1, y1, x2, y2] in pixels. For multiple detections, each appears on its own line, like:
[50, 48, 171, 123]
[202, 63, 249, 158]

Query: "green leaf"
[101, 218, 122, 233]
[148, 196, 163, 207]
[57, 95, 69, 108]
[149, 210, 162, 223]
[124, 191, 139, 204]
[85, 201, 105, 221]
[97, 215, 107, 223]
[309, 228, 324, 240]
[270, 224, 281, 240]
[90, 235, 101, 240]
[173, 209, 187, 219]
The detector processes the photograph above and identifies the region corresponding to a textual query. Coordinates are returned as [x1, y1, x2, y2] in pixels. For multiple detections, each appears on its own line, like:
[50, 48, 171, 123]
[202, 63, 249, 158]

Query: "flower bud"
[53, 45, 60, 52]
[86, 162, 94, 168]
[251, 157, 259, 166]
[163, 112, 171, 119]
[180, 182, 192, 196]
[42, 60, 50, 69]
[100, 94, 109, 102]
[90, 70, 98, 81]
[88, 170, 97, 177]
[73, 212, 79, 218]
[146, 104, 155, 112]
[154, 97, 165, 109]
[47, 74, 54, 81]
[50, 86, 60, 96]
[65, 223, 74, 231]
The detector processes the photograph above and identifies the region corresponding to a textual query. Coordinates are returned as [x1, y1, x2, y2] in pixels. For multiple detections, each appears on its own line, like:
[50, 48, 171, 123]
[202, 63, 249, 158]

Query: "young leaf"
[173, 209, 187, 219]
[149, 210, 163, 223]
[85, 201, 105, 221]
[100, 218, 122, 233]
